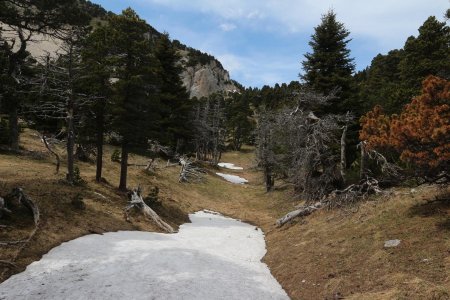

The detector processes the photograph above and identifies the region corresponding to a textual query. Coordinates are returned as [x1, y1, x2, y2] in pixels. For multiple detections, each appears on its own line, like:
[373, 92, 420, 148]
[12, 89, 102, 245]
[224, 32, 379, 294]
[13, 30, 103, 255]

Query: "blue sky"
[91, 0, 449, 88]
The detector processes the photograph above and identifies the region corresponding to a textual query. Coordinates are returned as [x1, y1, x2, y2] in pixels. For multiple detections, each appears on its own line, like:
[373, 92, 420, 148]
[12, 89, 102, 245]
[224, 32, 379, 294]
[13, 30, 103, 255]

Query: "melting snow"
[215, 172, 249, 184]
[218, 162, 244, 170]
[0, 211, 288, 300]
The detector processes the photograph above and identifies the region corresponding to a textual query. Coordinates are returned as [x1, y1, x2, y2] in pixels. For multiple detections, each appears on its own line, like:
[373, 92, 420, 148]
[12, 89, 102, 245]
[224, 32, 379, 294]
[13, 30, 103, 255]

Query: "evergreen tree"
[357, 50, 405, 114]
[80, 25, 115, 182]
[225, 91, 254, 150]
[154, 33, 193, 153]
[399, 16, 450, 99]
[107, 8, 160, 191]
[301, 10, 355, 113]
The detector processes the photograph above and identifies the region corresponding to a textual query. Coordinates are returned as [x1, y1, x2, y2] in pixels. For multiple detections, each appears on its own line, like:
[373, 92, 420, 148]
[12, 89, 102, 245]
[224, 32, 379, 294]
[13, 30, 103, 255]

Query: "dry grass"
[1, 128, 449, 299]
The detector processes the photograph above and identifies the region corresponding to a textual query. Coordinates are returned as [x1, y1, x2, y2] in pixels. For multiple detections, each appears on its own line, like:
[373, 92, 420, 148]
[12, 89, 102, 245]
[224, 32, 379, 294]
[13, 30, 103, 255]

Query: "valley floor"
[1, 129, 449, 299]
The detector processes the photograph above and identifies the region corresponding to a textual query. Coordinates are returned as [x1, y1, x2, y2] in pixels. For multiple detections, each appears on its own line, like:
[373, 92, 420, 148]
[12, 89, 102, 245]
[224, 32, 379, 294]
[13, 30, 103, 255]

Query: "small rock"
[384, 239, 401, 248]
[301, 279, 306, 283]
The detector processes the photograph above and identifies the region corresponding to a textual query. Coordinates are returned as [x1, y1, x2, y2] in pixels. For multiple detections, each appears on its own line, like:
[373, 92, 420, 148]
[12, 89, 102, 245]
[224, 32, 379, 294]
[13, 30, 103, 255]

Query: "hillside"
[2, 7, 239, 99]
[1, 128, 449, 299]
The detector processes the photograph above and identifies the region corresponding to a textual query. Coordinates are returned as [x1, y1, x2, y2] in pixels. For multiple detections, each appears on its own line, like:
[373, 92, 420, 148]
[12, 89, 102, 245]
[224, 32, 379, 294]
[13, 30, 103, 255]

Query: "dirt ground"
[1, 128, 449, 299]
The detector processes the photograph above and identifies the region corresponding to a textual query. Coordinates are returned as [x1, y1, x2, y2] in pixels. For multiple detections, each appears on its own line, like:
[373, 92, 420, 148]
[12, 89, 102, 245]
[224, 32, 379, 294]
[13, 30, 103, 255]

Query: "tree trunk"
[360, 142, 367, 179]
[66, 108, 75, 183]
[340, 125, 348, 181]
[265, 166, 274, 192]
[8, 103, 19, 151]
[119, 142, 129, 191]
[276, 201, 323, 227]
[95, 107, 104, 182]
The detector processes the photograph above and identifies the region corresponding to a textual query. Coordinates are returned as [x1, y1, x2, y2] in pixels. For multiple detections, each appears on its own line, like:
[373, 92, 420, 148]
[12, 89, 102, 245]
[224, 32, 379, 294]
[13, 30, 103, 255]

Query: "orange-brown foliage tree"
[360, 75, 449, 176]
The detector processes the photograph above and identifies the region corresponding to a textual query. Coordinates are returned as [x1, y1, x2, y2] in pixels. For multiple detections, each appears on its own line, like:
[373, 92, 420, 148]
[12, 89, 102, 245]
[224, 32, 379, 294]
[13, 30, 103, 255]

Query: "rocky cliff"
[179, 51, 239, 99]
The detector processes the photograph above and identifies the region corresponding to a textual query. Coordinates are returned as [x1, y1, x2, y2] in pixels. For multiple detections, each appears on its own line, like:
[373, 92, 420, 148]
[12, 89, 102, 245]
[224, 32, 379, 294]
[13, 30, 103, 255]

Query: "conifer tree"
[81, 25, 115, 182]
[301, 10, 355, 113]
[154, 33, 193, 153]
[107, 8, 160, 191]
[399, 16, 450, 99]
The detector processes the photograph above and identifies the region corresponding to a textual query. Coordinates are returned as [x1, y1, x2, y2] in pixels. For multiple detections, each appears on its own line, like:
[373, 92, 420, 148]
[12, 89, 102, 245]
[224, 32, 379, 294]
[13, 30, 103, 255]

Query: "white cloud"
[219, 23, 237, 32]
[217, 53, 298, 87]
[139, 0, 448, 48]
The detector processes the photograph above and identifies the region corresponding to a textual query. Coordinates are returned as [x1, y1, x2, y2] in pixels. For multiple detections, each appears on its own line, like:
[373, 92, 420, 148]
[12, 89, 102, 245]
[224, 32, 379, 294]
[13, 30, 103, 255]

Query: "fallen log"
[276, 202, 323, 227]
[125, 188, 174, 233]
[276, 177, 384, 227]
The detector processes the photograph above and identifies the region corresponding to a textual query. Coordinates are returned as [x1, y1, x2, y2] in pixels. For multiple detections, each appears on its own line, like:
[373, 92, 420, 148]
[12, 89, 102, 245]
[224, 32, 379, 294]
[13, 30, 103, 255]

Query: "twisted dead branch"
[124, 187, 174, 233]
[179, 157, 206, 183]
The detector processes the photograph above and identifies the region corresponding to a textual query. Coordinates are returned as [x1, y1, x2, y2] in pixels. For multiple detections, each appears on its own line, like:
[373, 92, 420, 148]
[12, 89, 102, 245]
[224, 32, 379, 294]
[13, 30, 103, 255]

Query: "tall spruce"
[399, 16, 450, 99]
[154, 33, 193, 153]
[108, 8, 160, 191]
[301, 10, 355, 114]
[81, 25, 114, 182]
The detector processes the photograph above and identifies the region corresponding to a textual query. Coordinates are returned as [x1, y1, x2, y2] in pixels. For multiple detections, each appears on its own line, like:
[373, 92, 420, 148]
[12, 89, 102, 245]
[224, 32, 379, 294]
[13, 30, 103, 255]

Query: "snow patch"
[218, 162, 244, 170]
[0, 211, 288, 300]
[216, 172, 249, 184]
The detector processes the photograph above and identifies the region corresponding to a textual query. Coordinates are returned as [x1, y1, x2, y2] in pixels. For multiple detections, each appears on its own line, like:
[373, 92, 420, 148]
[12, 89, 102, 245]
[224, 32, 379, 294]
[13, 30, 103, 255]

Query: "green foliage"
[301, 10, 355, 114]
[143, 186, 161, 207]
[71, 166, 86, 186]
[358, 16, 449, 114]
[111, 149, 121, 163]
[154, 33, 194, 153]
[107, 8, 161, 148]
[186, 49, 222, 68]
[225, 91, 254, 150]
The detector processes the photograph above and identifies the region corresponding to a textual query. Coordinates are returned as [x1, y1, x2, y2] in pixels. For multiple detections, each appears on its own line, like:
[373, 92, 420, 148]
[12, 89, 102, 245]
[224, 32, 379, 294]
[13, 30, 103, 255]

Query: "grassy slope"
[1, 128, 449, 299]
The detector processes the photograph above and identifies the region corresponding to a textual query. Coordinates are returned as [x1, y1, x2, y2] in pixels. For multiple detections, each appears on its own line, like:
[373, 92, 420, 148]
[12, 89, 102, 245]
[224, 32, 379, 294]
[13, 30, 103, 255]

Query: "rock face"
[180, 58, 239, 99]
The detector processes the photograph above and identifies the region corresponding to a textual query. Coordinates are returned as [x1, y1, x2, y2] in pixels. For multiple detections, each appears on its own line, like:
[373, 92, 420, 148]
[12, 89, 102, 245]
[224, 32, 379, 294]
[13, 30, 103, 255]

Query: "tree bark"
[66, 107, 75, 183]
[340, 125, 348, 181]
[276, 202, 323, 227]
[95, 106, 105, 182]
[119, 142, 129, 191]
[8, 103, 19, 151]
[42, 135, 60, 173]
[125, 189, 174, 233]
[360, 142, 367, 179]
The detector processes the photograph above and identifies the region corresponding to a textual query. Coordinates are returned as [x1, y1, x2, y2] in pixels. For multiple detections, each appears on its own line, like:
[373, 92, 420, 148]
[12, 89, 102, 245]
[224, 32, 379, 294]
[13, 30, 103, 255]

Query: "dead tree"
[31, 27, 91, 183]
[193, 93, 226, 165]
[41, 134, 61, 173]
[179, 157, 205, 183]
[124, 187, 174, 233]
[256, 90, 347, 200]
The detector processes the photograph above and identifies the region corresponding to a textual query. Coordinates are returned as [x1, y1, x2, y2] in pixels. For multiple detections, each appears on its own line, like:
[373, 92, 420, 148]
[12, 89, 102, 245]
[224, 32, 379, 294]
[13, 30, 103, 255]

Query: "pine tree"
[399, 16, 450, 99]
[301, 10, 355, 113]
[107, 8, 160, 191]
[154, 33, 193, 153]
[80, 25, 115, 182]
